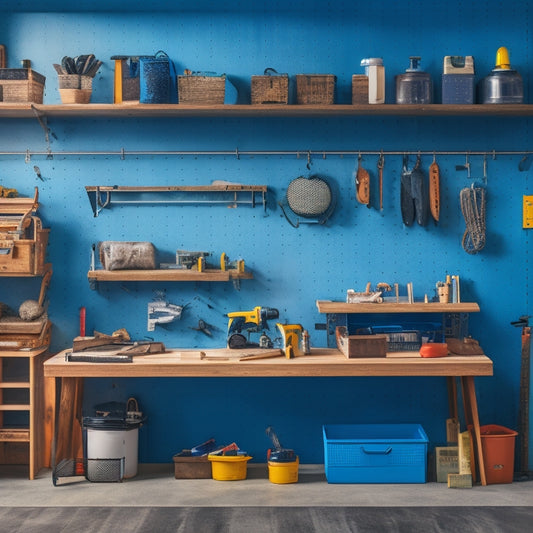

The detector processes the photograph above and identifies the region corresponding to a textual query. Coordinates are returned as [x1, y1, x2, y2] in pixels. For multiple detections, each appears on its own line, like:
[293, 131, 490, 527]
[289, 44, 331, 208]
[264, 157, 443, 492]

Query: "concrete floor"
[1, 464, 532, 508]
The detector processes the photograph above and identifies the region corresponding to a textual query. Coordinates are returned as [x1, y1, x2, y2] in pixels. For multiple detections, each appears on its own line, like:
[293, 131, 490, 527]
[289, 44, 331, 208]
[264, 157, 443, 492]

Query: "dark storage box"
[173, 454, 212, 479]
[0, 68, 45, 103]
[336, 327, 387, 358]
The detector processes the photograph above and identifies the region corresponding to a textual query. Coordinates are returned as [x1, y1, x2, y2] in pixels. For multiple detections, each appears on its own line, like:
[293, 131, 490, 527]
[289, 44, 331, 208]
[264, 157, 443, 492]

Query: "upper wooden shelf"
[316, 300, 480, 314]
[3, 103, 533, 119]
[88, 268, 253, 283]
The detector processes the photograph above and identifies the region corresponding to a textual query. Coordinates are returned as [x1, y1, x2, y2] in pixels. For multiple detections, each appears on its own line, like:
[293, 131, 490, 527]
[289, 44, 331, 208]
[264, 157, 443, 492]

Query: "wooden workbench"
[44, 348, 493, 484]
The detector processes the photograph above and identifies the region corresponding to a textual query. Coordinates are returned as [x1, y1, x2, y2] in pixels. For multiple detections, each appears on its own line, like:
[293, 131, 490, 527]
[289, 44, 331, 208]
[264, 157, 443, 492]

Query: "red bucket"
[480, 425, 518, 484]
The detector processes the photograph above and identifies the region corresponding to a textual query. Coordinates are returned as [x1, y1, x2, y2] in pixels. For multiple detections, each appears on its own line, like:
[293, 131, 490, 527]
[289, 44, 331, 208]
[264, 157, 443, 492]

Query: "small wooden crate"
[352, 74, 369, 104]
[173, 454, 212, 479]
[336, 326, 387, 358]
[296, 74, 336, 104]
[178, 75, 225, 104]
[0, 68, 45, 103]
[251, 70, 289, 104]
[0, 218, 49, 275]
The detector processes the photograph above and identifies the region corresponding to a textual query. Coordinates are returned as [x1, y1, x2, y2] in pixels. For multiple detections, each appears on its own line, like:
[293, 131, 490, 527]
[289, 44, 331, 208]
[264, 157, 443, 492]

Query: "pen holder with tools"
[58, 74, 92, 104]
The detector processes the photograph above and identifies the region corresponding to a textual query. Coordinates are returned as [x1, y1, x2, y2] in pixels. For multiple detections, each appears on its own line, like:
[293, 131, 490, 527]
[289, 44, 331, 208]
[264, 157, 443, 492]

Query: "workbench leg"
[52, 377, 84, 470]
[461, 376, 487, 486]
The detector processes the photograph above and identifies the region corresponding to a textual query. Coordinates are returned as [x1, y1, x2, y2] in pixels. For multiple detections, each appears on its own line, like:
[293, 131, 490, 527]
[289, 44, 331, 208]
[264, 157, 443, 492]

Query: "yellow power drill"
[227, 306, 279, 349]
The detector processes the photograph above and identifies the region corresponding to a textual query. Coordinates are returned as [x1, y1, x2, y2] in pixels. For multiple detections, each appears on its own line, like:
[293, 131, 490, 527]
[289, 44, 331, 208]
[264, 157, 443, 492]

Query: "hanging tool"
[400, 155, 415, 226]
[429, 154, 440, 223]
[411, 154, 429, 226]
[377, 151, 384, 211]
[460, 185, 486, 254]
[456, 153, 471, 178]
[355, 154, 370, 206]
[147, 291, 185, 331]
[511, 316, 531, 479]
[189, 319, 215, 337]
[227, 306, 279, 349]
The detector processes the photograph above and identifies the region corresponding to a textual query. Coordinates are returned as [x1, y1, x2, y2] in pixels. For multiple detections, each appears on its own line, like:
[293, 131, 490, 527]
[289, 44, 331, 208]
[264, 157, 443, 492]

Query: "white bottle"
[361, 58, 385, 104]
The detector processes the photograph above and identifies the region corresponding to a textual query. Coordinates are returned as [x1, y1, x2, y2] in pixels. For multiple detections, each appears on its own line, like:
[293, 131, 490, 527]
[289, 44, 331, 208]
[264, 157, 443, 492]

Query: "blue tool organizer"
[0, 0, 531, 464]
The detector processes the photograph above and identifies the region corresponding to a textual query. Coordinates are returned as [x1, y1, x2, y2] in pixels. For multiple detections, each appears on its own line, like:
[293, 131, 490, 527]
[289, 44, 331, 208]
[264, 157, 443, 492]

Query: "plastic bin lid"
[83, 415, 144, 430]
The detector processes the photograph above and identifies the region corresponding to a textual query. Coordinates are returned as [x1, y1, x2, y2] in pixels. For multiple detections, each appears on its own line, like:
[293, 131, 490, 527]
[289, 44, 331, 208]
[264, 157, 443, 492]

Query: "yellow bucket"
[268, 456, 299, 484]
[208, 454, 252, 481]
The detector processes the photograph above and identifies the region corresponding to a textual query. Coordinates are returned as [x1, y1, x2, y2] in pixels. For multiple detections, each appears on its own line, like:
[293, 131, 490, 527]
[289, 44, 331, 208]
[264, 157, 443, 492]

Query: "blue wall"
[1, 1, 531, 464]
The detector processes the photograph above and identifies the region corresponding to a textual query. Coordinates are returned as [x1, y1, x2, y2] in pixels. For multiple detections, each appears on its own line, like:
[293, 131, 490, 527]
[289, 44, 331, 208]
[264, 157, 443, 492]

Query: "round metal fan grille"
[286, 177, 332, 217]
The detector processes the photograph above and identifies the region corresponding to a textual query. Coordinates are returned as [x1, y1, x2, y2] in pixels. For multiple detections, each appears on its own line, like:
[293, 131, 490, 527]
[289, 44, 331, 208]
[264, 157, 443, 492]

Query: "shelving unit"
[316, 300, 480, 349]
[88, 268, 253, 283]
[85, 185, 268, 217]
[0, 346, 50, 479]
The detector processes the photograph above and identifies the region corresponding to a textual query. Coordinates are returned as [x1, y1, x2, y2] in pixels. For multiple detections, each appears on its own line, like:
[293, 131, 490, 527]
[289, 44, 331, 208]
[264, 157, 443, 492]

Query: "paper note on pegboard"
[523, 195, 533, 228]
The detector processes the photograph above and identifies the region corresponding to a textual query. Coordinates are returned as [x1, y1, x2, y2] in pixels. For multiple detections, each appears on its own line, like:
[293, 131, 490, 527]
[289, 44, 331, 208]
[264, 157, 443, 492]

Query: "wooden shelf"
[0, 404, 30, 411]
[88, 268, 253, 283]
[0, 428, 30, 442]
[3, 103, 533, 119]
[316, 300, 480, 314]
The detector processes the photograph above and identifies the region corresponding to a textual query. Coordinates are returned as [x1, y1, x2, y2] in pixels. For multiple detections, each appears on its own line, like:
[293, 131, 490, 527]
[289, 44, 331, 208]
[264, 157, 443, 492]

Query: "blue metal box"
[323, 424, 428, 483]
[442, 74, 475, 104]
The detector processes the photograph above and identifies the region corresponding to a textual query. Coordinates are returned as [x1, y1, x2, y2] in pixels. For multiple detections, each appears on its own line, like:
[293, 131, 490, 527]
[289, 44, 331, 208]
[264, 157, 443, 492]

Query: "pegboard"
[1, 0, 532, 463]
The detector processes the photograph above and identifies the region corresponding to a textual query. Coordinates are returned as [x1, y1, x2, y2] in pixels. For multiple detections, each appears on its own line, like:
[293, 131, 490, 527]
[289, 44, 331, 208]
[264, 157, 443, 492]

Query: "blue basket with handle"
[139, 51, 177, 104]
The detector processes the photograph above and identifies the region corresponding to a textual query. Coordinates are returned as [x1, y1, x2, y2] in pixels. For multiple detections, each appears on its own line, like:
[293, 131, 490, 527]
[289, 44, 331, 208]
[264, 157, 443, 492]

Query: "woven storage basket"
[59, 89, 92, 104]
[296, 74, 335, 104]
[0, 68, 45, 103]
[58, 74, 92, 90]
[251, 69, 289, 104]
[178, 75, 225, 104]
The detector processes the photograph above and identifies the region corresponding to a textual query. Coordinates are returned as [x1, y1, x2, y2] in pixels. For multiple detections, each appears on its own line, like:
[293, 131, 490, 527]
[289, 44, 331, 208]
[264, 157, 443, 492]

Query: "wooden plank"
[0, 428, 30, 442]
[316, 300, 480, 314]
[87, 268, 248, 282]
[44, 348, 493, 379]
[5, 103, 533, 118]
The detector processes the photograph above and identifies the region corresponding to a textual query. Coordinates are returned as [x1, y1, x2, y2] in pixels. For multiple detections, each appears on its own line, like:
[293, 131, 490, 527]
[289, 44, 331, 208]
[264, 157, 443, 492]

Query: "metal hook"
[432, 151, 436, 164]
[120, 147, 125, 160]
[483, 154, 487, 183]
[25, 149, 31, 164]
[235, 147, 240, 160]
[306, 150, 311, 170]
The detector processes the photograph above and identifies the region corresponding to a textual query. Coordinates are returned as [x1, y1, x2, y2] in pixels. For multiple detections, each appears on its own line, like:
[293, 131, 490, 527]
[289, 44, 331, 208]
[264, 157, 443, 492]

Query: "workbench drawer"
[323, 424, 428, 483]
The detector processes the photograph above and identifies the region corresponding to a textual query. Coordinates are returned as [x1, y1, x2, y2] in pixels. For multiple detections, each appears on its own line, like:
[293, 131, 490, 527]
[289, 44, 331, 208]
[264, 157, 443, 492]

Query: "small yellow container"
[208, 454, 252, 481]
[268, 456, 299, 484]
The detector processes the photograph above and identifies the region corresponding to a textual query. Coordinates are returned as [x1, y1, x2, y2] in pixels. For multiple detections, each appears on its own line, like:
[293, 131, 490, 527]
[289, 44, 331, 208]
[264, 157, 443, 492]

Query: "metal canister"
[395, 56, 433, 104]
[479, 47, 523, 104]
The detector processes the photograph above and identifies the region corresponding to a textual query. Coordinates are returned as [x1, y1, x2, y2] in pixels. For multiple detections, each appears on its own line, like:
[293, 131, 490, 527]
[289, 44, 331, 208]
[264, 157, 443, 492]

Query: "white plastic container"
[85, 418, 140, 479]
[361, 58, 385, 104]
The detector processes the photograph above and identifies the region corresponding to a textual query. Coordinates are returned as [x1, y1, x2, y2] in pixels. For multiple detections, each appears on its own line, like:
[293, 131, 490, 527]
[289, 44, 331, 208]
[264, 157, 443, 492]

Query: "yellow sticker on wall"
[523, 195, 533, 228]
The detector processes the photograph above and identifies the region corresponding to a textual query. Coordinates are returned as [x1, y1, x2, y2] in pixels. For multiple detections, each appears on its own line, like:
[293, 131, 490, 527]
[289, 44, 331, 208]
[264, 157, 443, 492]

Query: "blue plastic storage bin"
[323, 424, 428, 484]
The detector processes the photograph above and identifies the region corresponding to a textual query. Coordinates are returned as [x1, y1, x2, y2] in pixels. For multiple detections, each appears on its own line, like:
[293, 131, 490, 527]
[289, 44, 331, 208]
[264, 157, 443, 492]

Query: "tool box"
[0, 189, 49, 275]
[323, 424, 428, 483]
[173, 453, 212, 479]
[336, 326, 387, 357]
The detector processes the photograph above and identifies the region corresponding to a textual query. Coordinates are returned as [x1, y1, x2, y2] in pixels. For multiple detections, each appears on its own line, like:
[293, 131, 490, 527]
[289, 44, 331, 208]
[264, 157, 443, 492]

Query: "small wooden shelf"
[316, 300, 480, 314]
[0, 404, 30, 411]
[0, 428, 30, 442]
[3, 103, 533, 119]
[88, 268, 253, 283]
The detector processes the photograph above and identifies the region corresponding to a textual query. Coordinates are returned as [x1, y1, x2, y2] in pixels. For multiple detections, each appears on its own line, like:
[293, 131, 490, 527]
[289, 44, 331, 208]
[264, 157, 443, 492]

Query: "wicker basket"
[296, 74, 335, 104]
[352, 74, 369, 104]
[58, 74, 92, 90]
[0, 68, 45, 103]
[178, 75, 225, 104]
[59, 89, 92, 104]
[251, 69, 289, 104]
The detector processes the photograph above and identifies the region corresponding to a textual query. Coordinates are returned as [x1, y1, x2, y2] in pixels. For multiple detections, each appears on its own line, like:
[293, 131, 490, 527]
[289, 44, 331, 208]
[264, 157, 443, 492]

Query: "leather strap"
[355, 155, 370, 206]
[429, 159, 440, 223]
[377, 153, 384, 211]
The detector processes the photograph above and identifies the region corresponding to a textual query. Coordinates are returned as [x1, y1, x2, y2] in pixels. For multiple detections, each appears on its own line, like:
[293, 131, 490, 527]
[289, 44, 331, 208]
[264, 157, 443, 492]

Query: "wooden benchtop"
[44, 347, 493, 378]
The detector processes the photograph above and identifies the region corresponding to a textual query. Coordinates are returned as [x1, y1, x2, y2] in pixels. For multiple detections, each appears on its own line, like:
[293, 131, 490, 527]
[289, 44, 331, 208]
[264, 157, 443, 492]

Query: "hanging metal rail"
[2, 148, 533, 159]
